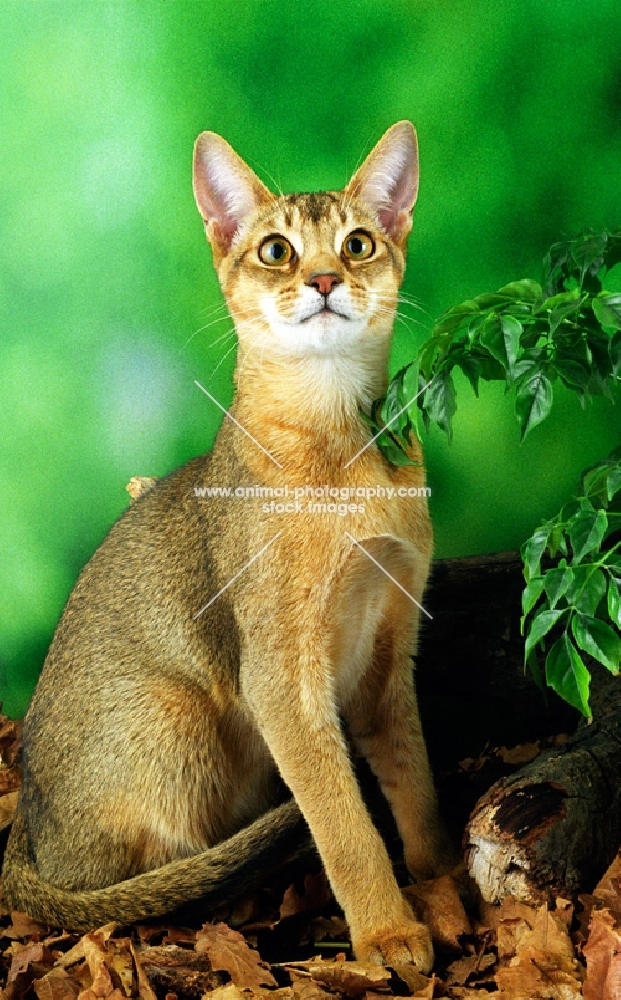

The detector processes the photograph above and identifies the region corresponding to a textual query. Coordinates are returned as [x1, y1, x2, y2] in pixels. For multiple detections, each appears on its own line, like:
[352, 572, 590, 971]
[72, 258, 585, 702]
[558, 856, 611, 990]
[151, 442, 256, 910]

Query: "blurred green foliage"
[1, 0, 621, 716]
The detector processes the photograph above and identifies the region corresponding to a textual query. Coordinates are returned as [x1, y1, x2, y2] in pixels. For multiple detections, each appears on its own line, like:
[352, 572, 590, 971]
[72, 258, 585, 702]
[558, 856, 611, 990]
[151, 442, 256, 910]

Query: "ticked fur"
[4, 123, 453, 972]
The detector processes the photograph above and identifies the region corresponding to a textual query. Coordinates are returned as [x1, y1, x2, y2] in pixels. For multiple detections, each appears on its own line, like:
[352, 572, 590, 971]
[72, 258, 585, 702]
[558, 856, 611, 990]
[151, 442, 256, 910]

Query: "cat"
[3, 121, 454, 970]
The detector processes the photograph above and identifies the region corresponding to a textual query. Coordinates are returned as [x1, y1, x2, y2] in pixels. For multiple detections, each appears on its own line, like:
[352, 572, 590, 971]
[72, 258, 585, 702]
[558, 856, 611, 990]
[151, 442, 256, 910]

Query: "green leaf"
[421, 368, 456, 441]
[608, 576, 621, 629]
[522, 526, 550, 581]
[524, 607, 566, 660]
[545, 633, 591, 717]
[525, 646, 544, 689]
[604, 553, 621, 576]
[515, 368, 553, 440]
[607, 465, 621, 501]
[572, 613, 621, 674]
[544, 566, 572, 609]
[571, 231, 607, 283]
[498, 279, 543, 303]
[565, 565, 607, 615]
[501, 315, 522, 372]
[456, 355, 480, 396]
[568, 507, 607, 563]
[549, 293, 584, 335]
[522, 575, 546, 619]
[548, 523, 568, 559]
[592, 292, 621, 330]
[610, 330, 621, 376]
[551, 358, 590, 393]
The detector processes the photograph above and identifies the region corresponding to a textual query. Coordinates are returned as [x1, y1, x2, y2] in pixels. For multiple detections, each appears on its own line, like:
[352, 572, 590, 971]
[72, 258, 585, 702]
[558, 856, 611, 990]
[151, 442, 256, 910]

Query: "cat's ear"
[345, 121, 419, 247]
[193, 132, 274, 258]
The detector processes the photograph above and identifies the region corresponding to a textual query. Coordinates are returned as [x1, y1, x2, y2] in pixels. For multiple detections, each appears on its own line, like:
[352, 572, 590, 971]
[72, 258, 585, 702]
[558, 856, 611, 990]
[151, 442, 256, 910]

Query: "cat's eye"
[259, 236, 294, 266]
[342, 231, 375, 261]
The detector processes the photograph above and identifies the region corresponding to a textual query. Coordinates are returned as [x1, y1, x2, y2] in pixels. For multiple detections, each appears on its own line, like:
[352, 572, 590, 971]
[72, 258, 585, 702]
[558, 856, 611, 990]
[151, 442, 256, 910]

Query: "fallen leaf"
[389, 964, 430, 994]
[134, 944, 222, 999]
[592, 848, 621, 920]
[8, 943, 55, 983]
[403, 875, 471, 950]
[446, 952, 496, 986]
[583, 907, 621, 1000]
[33, 969, 80, 1000]
[286, 959, 391, 998]
[309, 916, 350, 943]
[6, 911, 49, 940]
[279, 874, 332, 921]
[195, 923, 277, 989]
[0, 791, 19, 830]
[497, 741, 541, 765]
[288, 970, 334, 1000]
[128, 942, 157, 1000]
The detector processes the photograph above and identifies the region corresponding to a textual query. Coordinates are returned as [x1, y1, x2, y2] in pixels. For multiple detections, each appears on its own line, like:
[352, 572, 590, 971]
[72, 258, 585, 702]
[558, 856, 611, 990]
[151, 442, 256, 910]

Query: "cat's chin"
[266, 313, 384, 358]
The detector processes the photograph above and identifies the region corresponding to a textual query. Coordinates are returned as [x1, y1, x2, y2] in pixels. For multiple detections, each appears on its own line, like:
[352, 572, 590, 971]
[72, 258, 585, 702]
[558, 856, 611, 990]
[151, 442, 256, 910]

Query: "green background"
[2, 0, 621, 717]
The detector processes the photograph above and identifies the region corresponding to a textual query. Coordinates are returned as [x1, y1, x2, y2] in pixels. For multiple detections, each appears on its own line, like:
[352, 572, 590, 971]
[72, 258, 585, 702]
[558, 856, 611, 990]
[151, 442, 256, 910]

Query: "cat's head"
[192, 122, 418, 360]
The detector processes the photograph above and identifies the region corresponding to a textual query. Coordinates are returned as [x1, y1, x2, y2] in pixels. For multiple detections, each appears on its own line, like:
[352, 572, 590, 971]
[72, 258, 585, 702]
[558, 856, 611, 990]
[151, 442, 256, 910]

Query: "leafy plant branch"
[362, 229, 621, 715]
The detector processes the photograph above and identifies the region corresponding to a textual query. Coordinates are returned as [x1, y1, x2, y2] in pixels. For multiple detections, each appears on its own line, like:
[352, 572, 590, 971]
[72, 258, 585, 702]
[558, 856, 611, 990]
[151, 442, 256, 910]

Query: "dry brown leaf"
[583, 907, 621, 1000]
[135, 944, 222, 998]
[523, 904, 576, 964]
[55, 942, 87, 971]
[497, 741, 541, 764]
[403, 875, 471, 950]
[0, 791, 19, 831]
[0, 715, 22, 768]
[8, 943, 55, 983]
[389, 964, 430, 994]
[195, 922, 277, 989]
[33, 969, 80, 1000]
[411, 973, 437, 999]
[288, 969, 334, 1000]
[495, 954, 583, 998]
[446, 952, 496, 986]
[128, 942, 158, 1000]
[308, 916, 349, 943]
[161, 928, 197, 948]
[82, 934, 114, 998]
[445, 990, 496, 998]
[592, 848, 621, 920]
[6, 911, 49, 940]
[279, 873, 332, 921]
[286, 959, 391, 998]
[107, 941, 134, 998]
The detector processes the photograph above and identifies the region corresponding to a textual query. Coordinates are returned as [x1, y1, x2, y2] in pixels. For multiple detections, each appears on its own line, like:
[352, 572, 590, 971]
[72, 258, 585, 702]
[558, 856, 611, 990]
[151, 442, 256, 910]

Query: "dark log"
[463, 662, 621, 903]
[418, 550, 621, 904]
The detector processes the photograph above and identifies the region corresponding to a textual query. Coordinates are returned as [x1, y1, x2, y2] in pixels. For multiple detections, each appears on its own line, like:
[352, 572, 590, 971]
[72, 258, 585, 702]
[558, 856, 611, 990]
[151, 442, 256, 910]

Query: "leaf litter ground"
[1, 715, 619, 1000]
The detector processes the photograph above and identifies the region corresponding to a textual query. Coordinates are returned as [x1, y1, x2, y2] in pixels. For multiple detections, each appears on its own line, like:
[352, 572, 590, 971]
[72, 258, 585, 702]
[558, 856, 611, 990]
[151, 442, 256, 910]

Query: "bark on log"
[463, 662, 621, 904]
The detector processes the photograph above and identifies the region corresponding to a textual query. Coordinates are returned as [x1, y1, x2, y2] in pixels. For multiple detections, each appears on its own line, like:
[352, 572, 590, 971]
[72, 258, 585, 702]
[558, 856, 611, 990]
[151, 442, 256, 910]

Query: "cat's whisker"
[181, 311, 232, 351]
[206, 336, 239, 383]
[207, 327, 236, 351]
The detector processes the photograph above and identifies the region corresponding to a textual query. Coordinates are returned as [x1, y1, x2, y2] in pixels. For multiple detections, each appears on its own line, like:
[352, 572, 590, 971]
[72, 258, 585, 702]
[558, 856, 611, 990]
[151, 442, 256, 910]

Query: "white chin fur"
[258, 295, 376, 357]
[272, 313, 370, 357]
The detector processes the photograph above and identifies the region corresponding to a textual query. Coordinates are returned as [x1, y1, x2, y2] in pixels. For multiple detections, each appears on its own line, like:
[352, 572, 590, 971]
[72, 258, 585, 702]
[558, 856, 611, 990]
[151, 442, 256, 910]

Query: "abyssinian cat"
[3, 122, 453, 970]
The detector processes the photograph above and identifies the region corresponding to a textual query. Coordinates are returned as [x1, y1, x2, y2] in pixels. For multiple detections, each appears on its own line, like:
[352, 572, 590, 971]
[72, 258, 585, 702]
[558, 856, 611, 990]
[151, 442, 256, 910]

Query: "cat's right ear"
[193, 133, 274, 259]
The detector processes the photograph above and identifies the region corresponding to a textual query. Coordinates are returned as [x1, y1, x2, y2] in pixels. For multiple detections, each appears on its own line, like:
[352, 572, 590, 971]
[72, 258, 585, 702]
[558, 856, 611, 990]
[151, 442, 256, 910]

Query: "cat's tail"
[2, 800, 311, 931]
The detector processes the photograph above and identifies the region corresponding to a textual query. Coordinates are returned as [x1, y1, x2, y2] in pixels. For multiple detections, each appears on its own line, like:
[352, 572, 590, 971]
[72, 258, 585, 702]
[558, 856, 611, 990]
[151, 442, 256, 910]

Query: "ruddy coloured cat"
[3, 122, 453, 970]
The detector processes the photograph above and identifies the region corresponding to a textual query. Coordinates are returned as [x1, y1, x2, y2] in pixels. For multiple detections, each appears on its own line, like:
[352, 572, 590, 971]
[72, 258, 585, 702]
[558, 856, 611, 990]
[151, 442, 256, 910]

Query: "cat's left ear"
[193, 132, 274, 259]
[345, 121, 419, 247]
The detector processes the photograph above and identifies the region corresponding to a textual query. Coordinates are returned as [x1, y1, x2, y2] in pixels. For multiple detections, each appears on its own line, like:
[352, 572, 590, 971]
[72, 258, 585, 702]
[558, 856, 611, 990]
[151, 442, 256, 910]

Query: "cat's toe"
[354, 920, 434, 971]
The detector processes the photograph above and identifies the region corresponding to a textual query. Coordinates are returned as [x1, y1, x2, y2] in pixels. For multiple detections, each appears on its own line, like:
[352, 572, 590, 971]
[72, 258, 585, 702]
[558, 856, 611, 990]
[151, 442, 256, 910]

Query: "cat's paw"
[353, 920, 434, 971]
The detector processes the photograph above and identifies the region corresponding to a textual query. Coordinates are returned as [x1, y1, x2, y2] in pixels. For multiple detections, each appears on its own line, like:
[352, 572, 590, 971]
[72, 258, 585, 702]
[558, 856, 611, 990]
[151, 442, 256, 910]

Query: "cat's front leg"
[345, 624, 457, 882]
[240, 643, 433, 970]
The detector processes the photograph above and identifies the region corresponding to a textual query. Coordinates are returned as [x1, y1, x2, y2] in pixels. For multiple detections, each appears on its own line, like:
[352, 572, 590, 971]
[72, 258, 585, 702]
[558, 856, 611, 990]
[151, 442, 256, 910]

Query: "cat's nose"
[307, 272, 342, 296]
